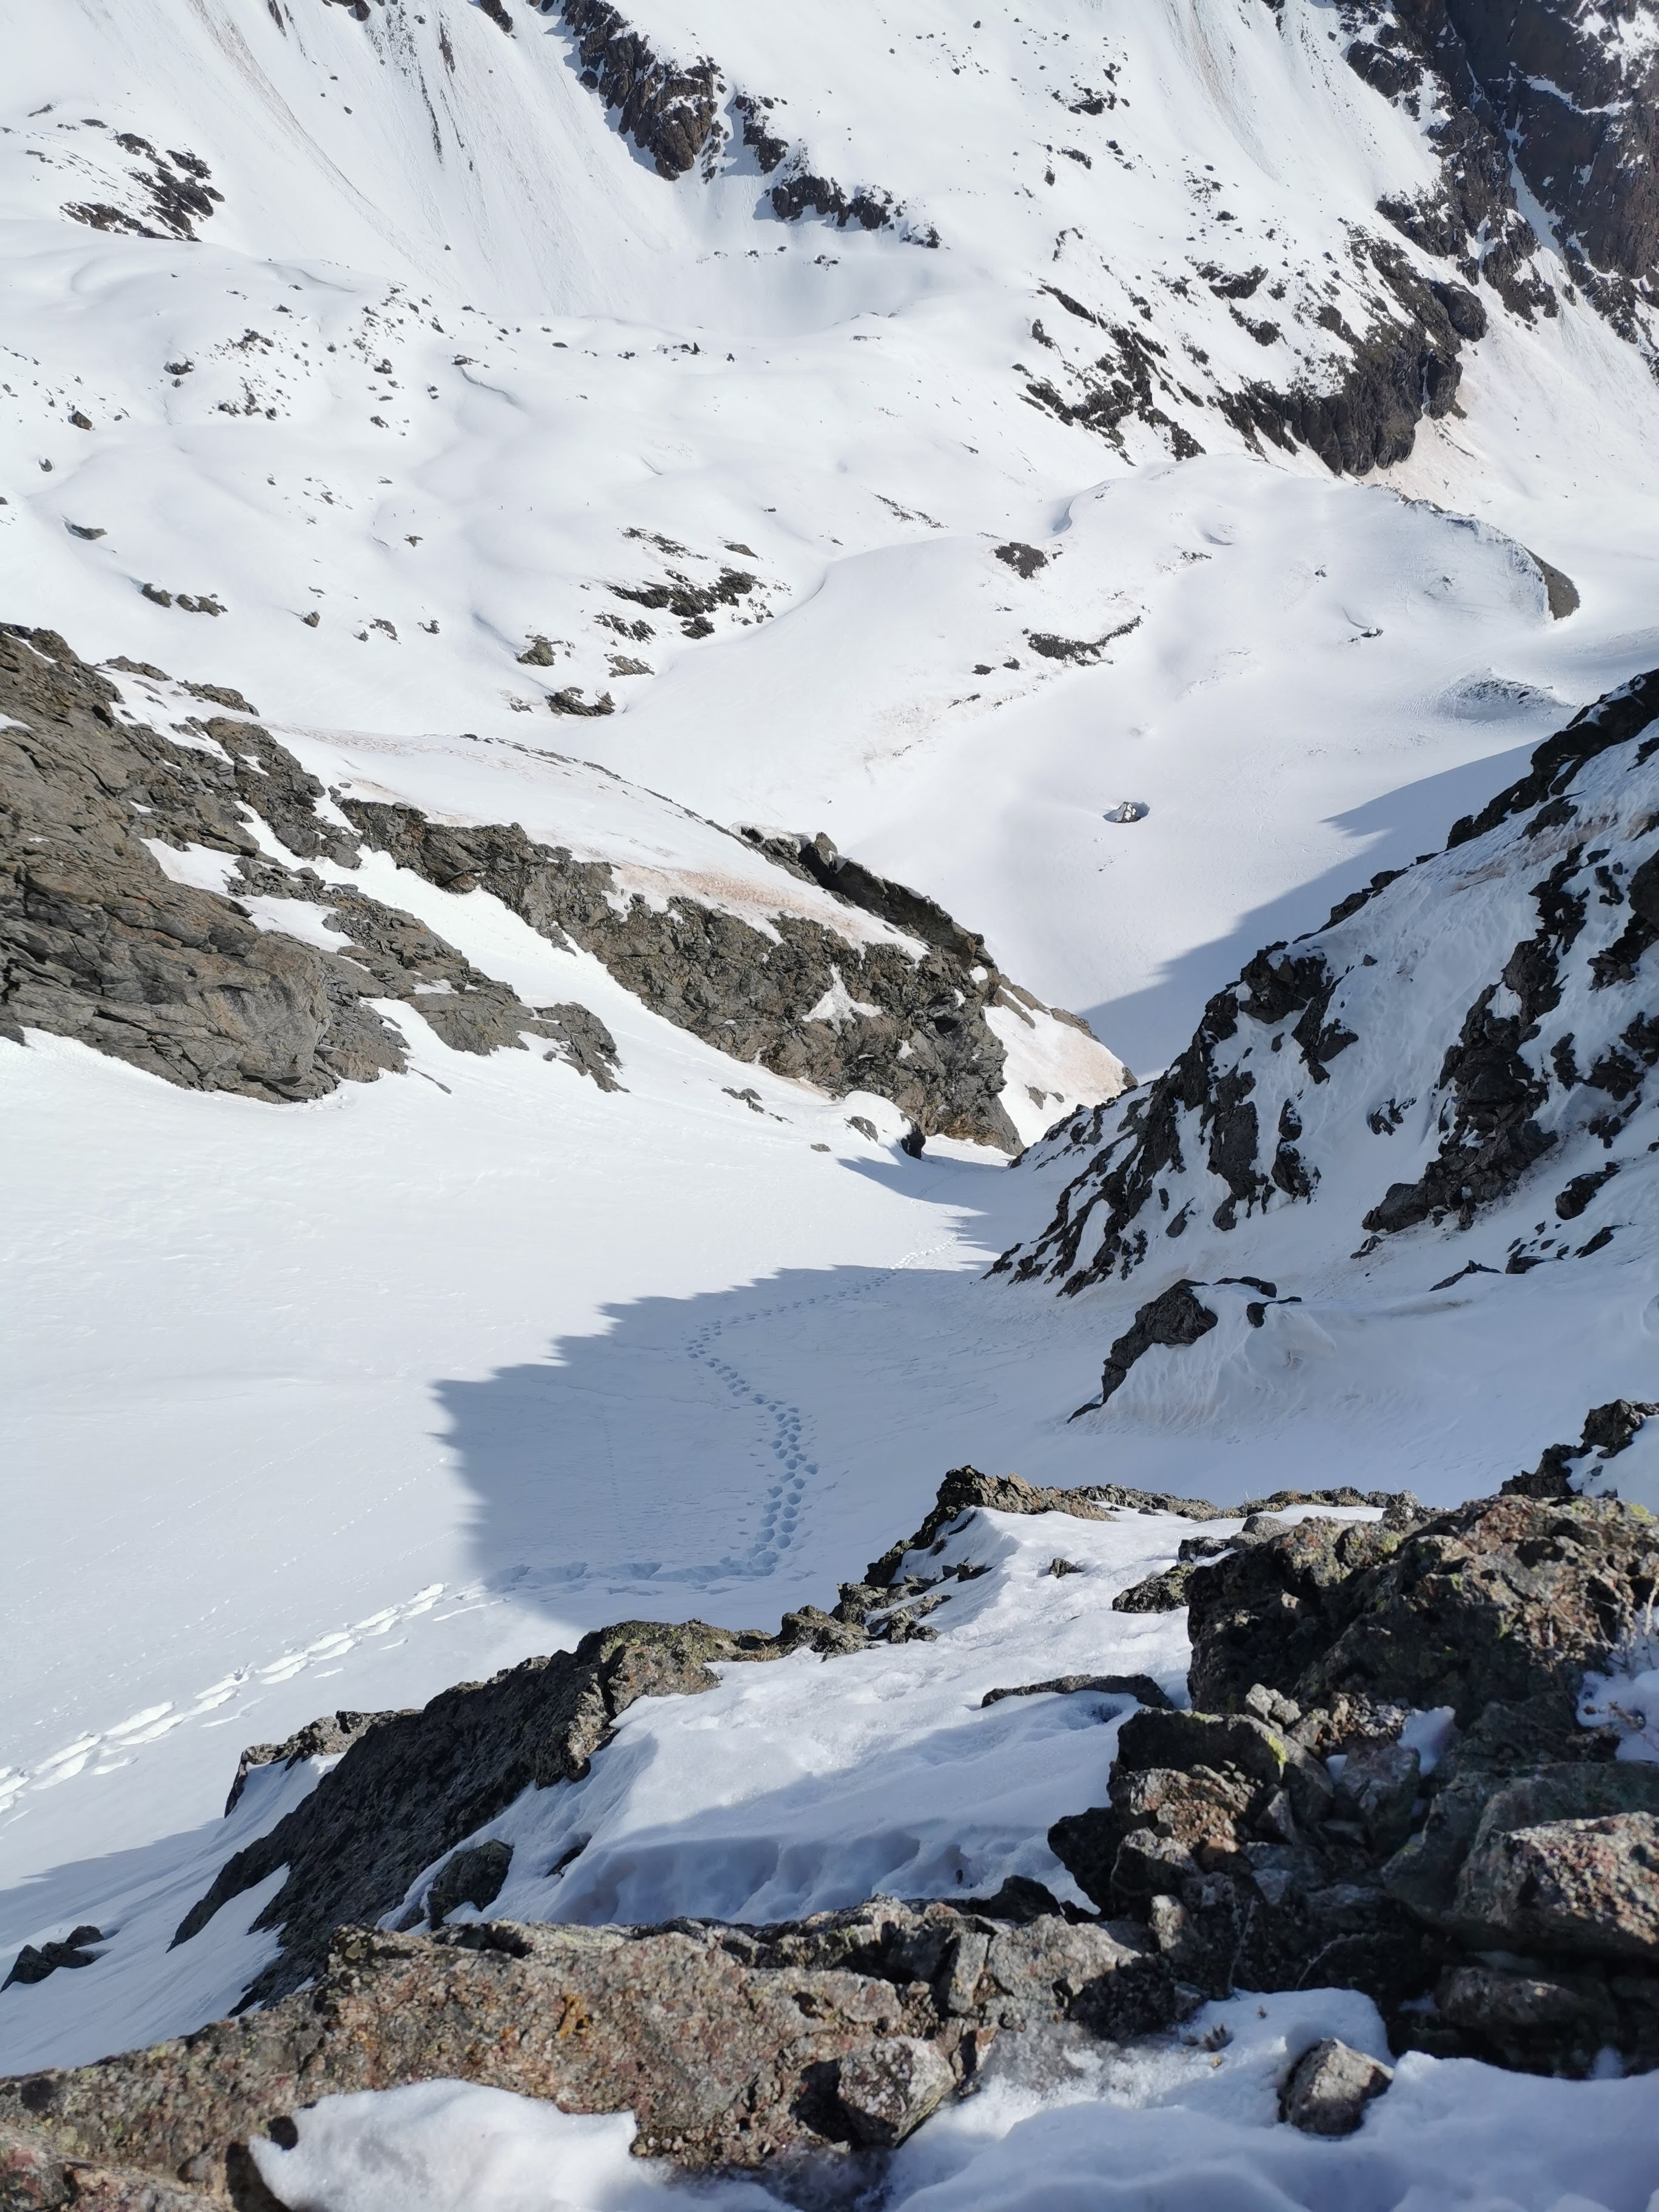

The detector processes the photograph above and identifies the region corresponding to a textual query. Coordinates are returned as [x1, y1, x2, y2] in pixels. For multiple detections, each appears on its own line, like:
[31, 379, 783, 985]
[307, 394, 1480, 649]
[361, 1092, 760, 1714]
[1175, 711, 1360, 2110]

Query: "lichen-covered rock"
[835, 2037, 953, 2147]
[1454, 1808, 1659, 1964]
[1184, 1494, 1659, 1725]
[0, 1899, 1181, 2191]
[0, 627, 618, 1100]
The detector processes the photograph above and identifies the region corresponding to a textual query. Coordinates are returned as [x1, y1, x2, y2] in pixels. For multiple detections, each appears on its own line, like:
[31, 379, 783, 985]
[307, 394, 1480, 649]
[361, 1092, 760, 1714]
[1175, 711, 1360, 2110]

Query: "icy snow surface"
[6, 0, 1659, 2194]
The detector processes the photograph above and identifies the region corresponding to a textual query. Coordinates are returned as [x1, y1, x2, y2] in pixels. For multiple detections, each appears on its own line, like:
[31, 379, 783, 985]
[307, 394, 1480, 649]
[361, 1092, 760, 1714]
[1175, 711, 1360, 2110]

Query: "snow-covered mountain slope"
[995, 667, 1659, 1476]
[5, 0, 1659, 2191]
[5, 0, 1659, 1063]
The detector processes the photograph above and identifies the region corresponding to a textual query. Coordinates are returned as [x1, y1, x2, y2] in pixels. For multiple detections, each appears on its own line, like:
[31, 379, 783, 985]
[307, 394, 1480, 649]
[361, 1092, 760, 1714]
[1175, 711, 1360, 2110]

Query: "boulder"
[1281, 2039, 1392, 2135]
[425, 1840, 513, 1928]
[1455, 1810, 1659, 1963]
[1187, 1494, 1659, 1724]
[836, 2037, 953, 2147]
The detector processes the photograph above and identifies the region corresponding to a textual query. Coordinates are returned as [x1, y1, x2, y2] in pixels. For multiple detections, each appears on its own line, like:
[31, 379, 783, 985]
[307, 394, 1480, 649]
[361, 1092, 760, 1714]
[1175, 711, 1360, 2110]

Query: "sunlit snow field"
[6, 0, 1659, 2200]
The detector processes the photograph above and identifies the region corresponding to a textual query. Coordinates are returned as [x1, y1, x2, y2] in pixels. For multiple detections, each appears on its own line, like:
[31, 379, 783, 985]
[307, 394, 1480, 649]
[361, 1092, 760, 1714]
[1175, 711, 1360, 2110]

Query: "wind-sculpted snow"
[999, 667, 1659, 1292]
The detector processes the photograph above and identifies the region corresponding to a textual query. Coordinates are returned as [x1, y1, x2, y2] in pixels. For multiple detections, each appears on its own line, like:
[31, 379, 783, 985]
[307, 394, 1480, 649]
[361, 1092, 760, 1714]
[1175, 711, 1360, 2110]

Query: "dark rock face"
[1095, 1281, 1218, 1407]
[546, 0, 722, 179]
[1186, 1492, 1657, 1723]
[0, 627, 620, 1101]
[344, 800, 1032, 1147]
[0, 1902, 1179, 2194]
[0, 2122, 219, 2211]
[172, 1619, 791, 2003]
[1052, 1478, 1659, 2075]
[425, 1840, 514, 1928]
[3, 623, 1094, 1144]
[1378, 0, 1658, 340]
[1221, 239, 1483, 476]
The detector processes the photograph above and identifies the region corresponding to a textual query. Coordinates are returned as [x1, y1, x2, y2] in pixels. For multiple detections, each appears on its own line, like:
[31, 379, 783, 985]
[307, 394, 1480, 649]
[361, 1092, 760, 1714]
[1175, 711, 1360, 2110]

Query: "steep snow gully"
[5, 0, 1659, 2204]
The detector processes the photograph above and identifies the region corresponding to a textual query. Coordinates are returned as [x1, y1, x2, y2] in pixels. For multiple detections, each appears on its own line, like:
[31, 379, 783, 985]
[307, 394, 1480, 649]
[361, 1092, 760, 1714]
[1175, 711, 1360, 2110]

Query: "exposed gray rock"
[1182, 1492, 1659, 1724]
[1355, 0, 1658, 349]
[1453, 1800, 1659, 1963]
[1094, 1281, 1217, 1408]
[4, 623, 1109, 1141]
[0, 2121, 228, 2211]
[0, 627, 619, 1101]
[1333, 1741, 1421, 1857]
[979, 1674, 1173, 1712]
[342, 800, 1036, 1148]
[1504, 1398, 1659, 1501]
[2, 1929, 102, 1992]
[171, 1618, 793, 2004]
[1000, 671, 1659, 1289]
[224, 1709, 409, 1814]
[835, 2036, 953, 2147]
[1281, 2039, 1392, 2135]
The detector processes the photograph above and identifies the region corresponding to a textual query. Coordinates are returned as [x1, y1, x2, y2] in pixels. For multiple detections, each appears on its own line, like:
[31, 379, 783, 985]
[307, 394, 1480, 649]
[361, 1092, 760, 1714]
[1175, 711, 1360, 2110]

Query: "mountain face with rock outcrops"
[2, 623, 1117, 1144]
[995, 671, 1659, 1447]
[6, 0, 1659, 2206]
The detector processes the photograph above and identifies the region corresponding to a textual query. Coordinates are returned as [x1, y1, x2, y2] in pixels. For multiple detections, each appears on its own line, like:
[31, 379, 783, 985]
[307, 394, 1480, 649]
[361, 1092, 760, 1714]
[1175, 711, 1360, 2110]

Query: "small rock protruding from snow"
[1281, 2038, 1393, 2135]
[1104, 799, 1147, 823]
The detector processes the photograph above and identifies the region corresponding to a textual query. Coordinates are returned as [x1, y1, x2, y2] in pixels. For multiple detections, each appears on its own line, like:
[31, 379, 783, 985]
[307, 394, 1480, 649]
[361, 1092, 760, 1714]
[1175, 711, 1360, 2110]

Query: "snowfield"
[5, 0, 1659, 2200]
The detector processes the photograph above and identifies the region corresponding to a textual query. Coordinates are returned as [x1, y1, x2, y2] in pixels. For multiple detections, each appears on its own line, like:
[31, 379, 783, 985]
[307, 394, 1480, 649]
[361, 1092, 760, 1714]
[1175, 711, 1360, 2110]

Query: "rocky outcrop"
[1221, 241, 1487, 475]
[171, 1618, 798, 2003]
[997, 666, 1659, 1286]
[1185, 1492, 1657, 1721]
[1504, 1398, 1659, 1501]
[6, 1461, 1655, 2198]
[1094, 1281, 1220, 1407]
[4, 623, 1112, 1145]
[0, 627, 619, 1101]
[63, 135, 223, 244]
[159, 1467, 1396, 2010]
[1050, 1481, 1659, 2074]
[342, 800, 1028, 1147]
[1, 1900, 1180, 2196]
[1281, 2039, 1393, 2135]
[1352, 0, 1658, 348]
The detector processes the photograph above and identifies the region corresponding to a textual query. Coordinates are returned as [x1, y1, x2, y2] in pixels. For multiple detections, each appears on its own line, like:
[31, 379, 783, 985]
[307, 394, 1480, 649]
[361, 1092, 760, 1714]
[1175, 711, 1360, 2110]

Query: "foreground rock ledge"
[0, 1903, 1179, 2204]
